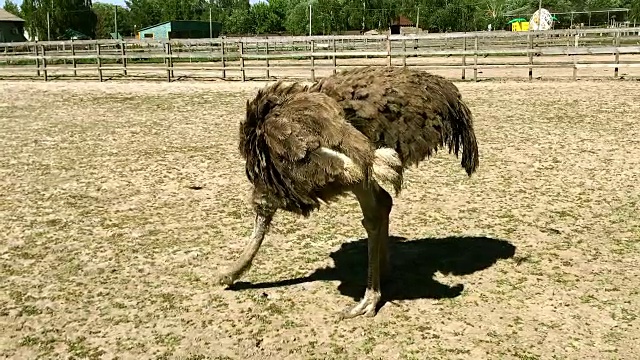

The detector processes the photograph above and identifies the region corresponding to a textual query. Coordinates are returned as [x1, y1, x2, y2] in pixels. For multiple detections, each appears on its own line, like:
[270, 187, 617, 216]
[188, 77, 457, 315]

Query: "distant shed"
[137, 20, 222, 40]
[0, 9, 27, 42]
[390, 16, 415, 35]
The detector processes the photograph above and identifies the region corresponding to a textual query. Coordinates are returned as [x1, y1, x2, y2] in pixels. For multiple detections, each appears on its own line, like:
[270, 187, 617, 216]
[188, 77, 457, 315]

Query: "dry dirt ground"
[0, 78, 639, 360]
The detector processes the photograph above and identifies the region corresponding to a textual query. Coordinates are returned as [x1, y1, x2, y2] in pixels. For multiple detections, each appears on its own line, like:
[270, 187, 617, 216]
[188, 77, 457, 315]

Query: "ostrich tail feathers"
[455, 99, 480, 176]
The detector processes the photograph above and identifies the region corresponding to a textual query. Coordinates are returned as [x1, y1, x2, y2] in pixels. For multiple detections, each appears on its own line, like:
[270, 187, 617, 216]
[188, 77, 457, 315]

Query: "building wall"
[138, 22, 172, 40]
[138, 21, 222, 40]
[170, 21, 222, 39]
[0, 21, 27, 42]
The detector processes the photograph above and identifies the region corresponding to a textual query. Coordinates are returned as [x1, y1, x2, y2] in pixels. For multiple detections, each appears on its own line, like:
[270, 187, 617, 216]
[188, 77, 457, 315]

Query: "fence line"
[1, 28, 639, 82]
[2, 26, 639, 48]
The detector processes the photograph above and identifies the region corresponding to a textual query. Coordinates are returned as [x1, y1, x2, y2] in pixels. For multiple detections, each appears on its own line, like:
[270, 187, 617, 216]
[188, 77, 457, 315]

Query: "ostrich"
[215, 66, 479, 319]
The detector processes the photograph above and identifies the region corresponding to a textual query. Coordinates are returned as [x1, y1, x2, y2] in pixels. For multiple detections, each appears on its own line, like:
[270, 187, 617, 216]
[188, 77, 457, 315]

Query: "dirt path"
[0, 79, 638, 359]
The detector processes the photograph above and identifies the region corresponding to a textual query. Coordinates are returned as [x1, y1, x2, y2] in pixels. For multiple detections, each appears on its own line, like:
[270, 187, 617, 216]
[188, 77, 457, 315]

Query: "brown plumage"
[218, 66, 480, 319]
[309, 66, 479, 174]
[240, 80, 375, 217]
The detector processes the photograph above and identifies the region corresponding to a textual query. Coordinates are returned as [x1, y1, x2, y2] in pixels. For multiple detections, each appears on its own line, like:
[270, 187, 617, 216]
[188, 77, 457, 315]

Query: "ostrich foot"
[339, 289, 382, 319]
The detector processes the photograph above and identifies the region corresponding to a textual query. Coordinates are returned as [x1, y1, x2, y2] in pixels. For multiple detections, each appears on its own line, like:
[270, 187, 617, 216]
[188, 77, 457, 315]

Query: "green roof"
[507, 18, 528, 24]
[58, 29, 91, 40]
[138, 21, 171, 32]
[138, 20, 222, 32]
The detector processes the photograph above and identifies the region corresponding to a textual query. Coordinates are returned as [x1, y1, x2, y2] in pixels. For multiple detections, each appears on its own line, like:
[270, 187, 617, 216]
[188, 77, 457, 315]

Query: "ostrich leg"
[215, 208, 275, 286]
[340, 182, 392, 319]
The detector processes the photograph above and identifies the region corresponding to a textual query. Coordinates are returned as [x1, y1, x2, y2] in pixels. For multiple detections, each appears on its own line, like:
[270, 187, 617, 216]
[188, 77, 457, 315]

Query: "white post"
[309, 4, 312, 36]
[362, 0, 365, 31]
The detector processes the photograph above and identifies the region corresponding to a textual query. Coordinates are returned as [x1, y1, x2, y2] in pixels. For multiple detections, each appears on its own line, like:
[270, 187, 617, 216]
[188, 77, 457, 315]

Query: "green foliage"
[124, 0, 211, 30]
[251, 2, 283, 33]
[620, 0, 639, 22]
[125, 0, 162, 31]
[225, 8, 253, 33]
[285, 0, 311, 35]
[3, 0, 22, 17]
[7, 0, 636, 40]
[92, 3, 134, 39]
[20, 0, 97, 40]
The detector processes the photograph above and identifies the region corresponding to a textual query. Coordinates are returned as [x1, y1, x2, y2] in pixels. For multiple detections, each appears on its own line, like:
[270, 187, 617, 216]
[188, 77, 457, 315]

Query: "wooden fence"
[0, 27, 639, 82]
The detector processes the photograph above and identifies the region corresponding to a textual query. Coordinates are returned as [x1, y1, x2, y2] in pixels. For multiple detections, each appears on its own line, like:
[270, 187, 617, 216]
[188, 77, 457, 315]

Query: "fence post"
[528, 34, 533, 81]
[573, 34, 579, 80]
[265, 41, 270, 79]
[239, 40, 245, 82]
[162, 42, 169, 81]
[462, 36, 467, 80]
[310, 39, 316, 81]
[166, 42, 173, 81]
[97, 44, 102, 82]
[162, 42, 167, 71]
[71, 39, 77, 76]
[386, 35, 391, 67]
[42, 45, 47, 82]
[332, 38, 337, 75]
[121, 40, 127, 76]
[34, 43, 40, 77]
[473, 35, 478, 82]
[614, 31, 620, 78]
[364, 38, 368, 59]
[402, 38, 407, 67]
[221, 41, 226, 79]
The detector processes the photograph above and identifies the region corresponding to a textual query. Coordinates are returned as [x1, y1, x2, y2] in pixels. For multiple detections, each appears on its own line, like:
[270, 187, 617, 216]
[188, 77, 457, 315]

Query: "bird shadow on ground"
[228, 235, 516, 308]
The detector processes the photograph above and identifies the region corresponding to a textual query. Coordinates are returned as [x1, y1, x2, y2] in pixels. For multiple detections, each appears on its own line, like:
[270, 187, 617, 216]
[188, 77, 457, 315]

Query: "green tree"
[125, 0, 163, 30]
[285, 0, 310, 35]
[313, 0, 349, 34]
[93, 3, 133, 38]
[3, 0, 22, 17]
[250, 2, 282, 33]
[20, 0, 97, 40]
[623, 0, 640, 22]
[225, 7, 253, 33]
[160, 0, 208, 22]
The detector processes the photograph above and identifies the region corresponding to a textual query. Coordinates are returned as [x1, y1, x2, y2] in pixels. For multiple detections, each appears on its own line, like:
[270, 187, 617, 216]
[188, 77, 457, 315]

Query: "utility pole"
[416, 7, 420, 30]
[47, 0, 52, 41]
[209, 6, 213, 38]
[309, 3, 312, 36]
[114, 6, 118, 38]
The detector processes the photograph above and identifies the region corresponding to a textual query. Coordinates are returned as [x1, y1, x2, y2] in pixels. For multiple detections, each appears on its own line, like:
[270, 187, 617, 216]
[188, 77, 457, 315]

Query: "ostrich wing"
[310, 67, 478, 171]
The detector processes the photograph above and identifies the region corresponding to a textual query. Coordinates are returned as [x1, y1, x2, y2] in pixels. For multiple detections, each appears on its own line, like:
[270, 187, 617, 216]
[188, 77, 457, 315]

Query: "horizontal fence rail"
[0, 27, 639, 82]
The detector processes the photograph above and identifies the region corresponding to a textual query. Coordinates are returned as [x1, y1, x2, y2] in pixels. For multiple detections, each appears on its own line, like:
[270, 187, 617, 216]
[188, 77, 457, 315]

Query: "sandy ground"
[0, 78, 639, 359]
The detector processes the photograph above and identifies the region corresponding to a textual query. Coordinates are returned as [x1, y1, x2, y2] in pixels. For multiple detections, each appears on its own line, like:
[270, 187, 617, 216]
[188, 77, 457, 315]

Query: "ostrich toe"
[339, 289, 381, 319]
